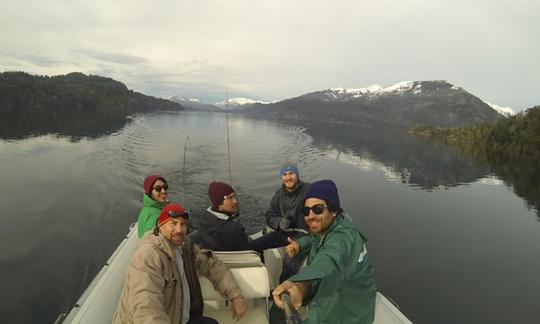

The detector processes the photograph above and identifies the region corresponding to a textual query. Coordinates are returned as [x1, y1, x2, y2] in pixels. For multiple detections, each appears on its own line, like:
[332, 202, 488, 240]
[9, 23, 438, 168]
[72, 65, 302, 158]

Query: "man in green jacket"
[272, 179, 376, 324]
[137, 174, 169, 237]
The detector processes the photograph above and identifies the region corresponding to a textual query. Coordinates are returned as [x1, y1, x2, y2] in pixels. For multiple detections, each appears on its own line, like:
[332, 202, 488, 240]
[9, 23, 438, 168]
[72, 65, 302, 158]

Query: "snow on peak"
[485, 102, 516, 117]
[379, 81, 418, 94]
[215, 97, 268, 106]
[166, 96, 202, 103]
[325, 81, 425, 100]
[329, 84, 383, 96]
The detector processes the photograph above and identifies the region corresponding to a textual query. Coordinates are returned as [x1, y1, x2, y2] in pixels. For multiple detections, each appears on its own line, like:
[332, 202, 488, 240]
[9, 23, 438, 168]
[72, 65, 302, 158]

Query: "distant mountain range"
[167, 96, 268, 111]
[168, 80, 516, 128]
[167, 96, 221, 111]
[1, 71, 519, 135]
[242, 81, 511, 128]
[215, 97, 270, 110]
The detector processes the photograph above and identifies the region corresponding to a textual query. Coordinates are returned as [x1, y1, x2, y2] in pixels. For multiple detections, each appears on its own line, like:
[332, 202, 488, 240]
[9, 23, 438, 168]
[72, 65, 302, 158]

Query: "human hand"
[285, 237, 300, 257]
[272, 280, 311, 310]
[231, 296, 246, 321]
[278, 218, 291, 232]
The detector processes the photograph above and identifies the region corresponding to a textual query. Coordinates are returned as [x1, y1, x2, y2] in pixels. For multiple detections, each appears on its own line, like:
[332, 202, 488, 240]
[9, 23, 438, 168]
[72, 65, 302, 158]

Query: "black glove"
[278, 218, 291, 232]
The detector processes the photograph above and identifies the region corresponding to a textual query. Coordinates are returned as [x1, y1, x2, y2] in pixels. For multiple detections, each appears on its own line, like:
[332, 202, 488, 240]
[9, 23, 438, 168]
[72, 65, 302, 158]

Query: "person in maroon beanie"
[196, 181, 252, 251]
[137, 174, 169, 237]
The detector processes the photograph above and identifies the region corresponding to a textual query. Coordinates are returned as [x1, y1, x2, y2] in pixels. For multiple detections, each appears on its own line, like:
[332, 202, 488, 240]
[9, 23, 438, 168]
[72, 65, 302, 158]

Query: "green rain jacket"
[290, 213, 376, 324]
[137, 194, 167, 237]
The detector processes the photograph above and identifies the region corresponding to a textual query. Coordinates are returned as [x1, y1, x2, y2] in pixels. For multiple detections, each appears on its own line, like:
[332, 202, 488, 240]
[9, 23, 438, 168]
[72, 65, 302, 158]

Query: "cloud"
[0, 0, 539, 110]
[72, 50, 150, 65]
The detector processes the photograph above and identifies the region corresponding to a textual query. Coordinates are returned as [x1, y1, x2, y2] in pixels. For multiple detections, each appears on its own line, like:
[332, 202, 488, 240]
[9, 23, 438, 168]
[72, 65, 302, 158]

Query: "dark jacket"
[265, 181, 310, 231]
[197, 207, 251, 251]
[291, 213, 376, 324]
[113, 233, 242, 324]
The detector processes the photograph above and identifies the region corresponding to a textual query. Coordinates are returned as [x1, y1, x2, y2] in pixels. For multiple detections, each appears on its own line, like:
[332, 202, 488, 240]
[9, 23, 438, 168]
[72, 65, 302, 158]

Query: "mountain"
[0, 71, 183, 139]
[215, 97, 269, 110]
[167, 96, 267, 111]
[167, 96, 221, 111]
[244, 81, 504, 128]
[0, 71, 183, 114]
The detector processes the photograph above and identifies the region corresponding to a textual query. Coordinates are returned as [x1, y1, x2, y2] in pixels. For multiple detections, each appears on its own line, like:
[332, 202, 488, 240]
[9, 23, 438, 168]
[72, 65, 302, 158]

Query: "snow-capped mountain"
[215, 97, 269, 109]
[312, 82, 515, 118]
[484, 102, 516, 117]
[245, 80, 503, 128]
[305, 81, 469, 101]
[167, 95, 268, 111]
[166, 96, 220, 111]
[167, 96, 202, 104]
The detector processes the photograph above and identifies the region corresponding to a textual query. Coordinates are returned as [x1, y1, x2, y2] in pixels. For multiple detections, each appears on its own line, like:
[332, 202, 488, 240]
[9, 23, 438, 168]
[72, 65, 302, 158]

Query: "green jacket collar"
[142, 193, 168, 209]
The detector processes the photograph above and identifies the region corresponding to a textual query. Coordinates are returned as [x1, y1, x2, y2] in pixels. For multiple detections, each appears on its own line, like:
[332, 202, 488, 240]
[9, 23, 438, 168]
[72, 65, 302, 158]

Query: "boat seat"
[200, 250, 270, 324]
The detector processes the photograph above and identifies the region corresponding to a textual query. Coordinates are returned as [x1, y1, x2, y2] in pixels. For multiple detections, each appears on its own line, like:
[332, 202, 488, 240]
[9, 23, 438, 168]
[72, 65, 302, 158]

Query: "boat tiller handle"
[281, 292, 302, 324]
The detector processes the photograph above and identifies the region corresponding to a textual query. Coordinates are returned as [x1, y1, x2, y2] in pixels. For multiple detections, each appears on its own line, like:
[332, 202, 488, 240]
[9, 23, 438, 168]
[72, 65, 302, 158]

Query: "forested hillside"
[411, 106, 540, 214]
[411, 106, 540, 159]
[0, 72, 183, 138]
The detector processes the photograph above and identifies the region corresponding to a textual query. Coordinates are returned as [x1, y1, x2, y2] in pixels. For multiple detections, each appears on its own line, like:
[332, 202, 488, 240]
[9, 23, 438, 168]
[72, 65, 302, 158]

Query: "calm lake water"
[1, 111, 539, 324]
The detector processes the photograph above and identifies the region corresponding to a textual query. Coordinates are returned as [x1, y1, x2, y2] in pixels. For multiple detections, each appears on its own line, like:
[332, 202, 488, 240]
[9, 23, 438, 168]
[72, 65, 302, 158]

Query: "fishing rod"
[225, 88, 233, 185]
[182, 136, 190, 205]
[281, 292, 302, 324]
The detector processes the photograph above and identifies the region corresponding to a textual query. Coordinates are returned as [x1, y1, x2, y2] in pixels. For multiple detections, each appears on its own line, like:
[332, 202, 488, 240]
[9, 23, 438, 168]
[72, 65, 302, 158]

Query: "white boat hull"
[56, 225, 412, 324]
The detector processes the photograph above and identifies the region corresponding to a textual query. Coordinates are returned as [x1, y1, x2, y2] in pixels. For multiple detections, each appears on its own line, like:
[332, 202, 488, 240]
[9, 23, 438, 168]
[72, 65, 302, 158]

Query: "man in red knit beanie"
[114, 202, 246, 323]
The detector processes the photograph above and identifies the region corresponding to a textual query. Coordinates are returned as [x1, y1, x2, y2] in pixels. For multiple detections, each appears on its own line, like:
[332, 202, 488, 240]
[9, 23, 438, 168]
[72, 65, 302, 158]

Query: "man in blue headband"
[249, 162, 311, 323]
[252, 161, 310, 270]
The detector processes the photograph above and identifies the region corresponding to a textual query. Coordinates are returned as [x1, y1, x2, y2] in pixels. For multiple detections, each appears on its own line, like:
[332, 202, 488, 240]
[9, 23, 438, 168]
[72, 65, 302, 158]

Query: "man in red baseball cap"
[114, 202, 247, 324]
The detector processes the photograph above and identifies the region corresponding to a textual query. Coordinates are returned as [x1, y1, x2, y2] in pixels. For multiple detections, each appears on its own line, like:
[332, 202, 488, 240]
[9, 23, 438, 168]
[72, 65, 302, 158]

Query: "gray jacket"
[264, 181, 310, 231]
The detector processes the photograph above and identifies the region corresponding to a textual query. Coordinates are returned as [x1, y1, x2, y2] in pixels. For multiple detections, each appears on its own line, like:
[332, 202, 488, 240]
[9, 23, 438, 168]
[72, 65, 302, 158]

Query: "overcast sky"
[1, 0, 538, 111]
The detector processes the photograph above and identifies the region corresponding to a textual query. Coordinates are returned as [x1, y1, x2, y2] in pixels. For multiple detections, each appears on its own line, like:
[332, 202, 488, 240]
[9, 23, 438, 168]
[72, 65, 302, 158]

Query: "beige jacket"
[113, 232, 242, 324]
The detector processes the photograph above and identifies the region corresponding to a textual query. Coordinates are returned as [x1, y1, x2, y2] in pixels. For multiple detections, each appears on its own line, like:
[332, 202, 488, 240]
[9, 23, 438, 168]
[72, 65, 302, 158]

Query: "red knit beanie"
[157, 203, 188, 227]
[208, 181, 235, 210]
[143, 174, 166, 196]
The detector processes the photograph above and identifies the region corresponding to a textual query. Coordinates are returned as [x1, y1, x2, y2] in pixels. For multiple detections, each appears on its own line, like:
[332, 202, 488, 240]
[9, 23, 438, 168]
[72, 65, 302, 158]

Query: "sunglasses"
[153, 184, 169, 193]
[168, 209, 190, 219]
[301, 204, 329, 216]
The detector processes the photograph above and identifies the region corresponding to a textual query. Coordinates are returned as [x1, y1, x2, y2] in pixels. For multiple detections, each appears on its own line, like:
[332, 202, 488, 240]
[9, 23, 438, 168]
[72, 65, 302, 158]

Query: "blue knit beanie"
[279, 162, 299, 176]
[303, 179, 340, 209]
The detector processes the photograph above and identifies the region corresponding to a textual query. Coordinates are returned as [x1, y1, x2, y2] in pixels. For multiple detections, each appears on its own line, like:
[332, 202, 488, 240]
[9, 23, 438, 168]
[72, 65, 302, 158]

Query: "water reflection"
[298, 121, 491, 190]
[1, 111, 539, 324]
[0, 112, 130, 140]
[446, 143, 540, 218]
